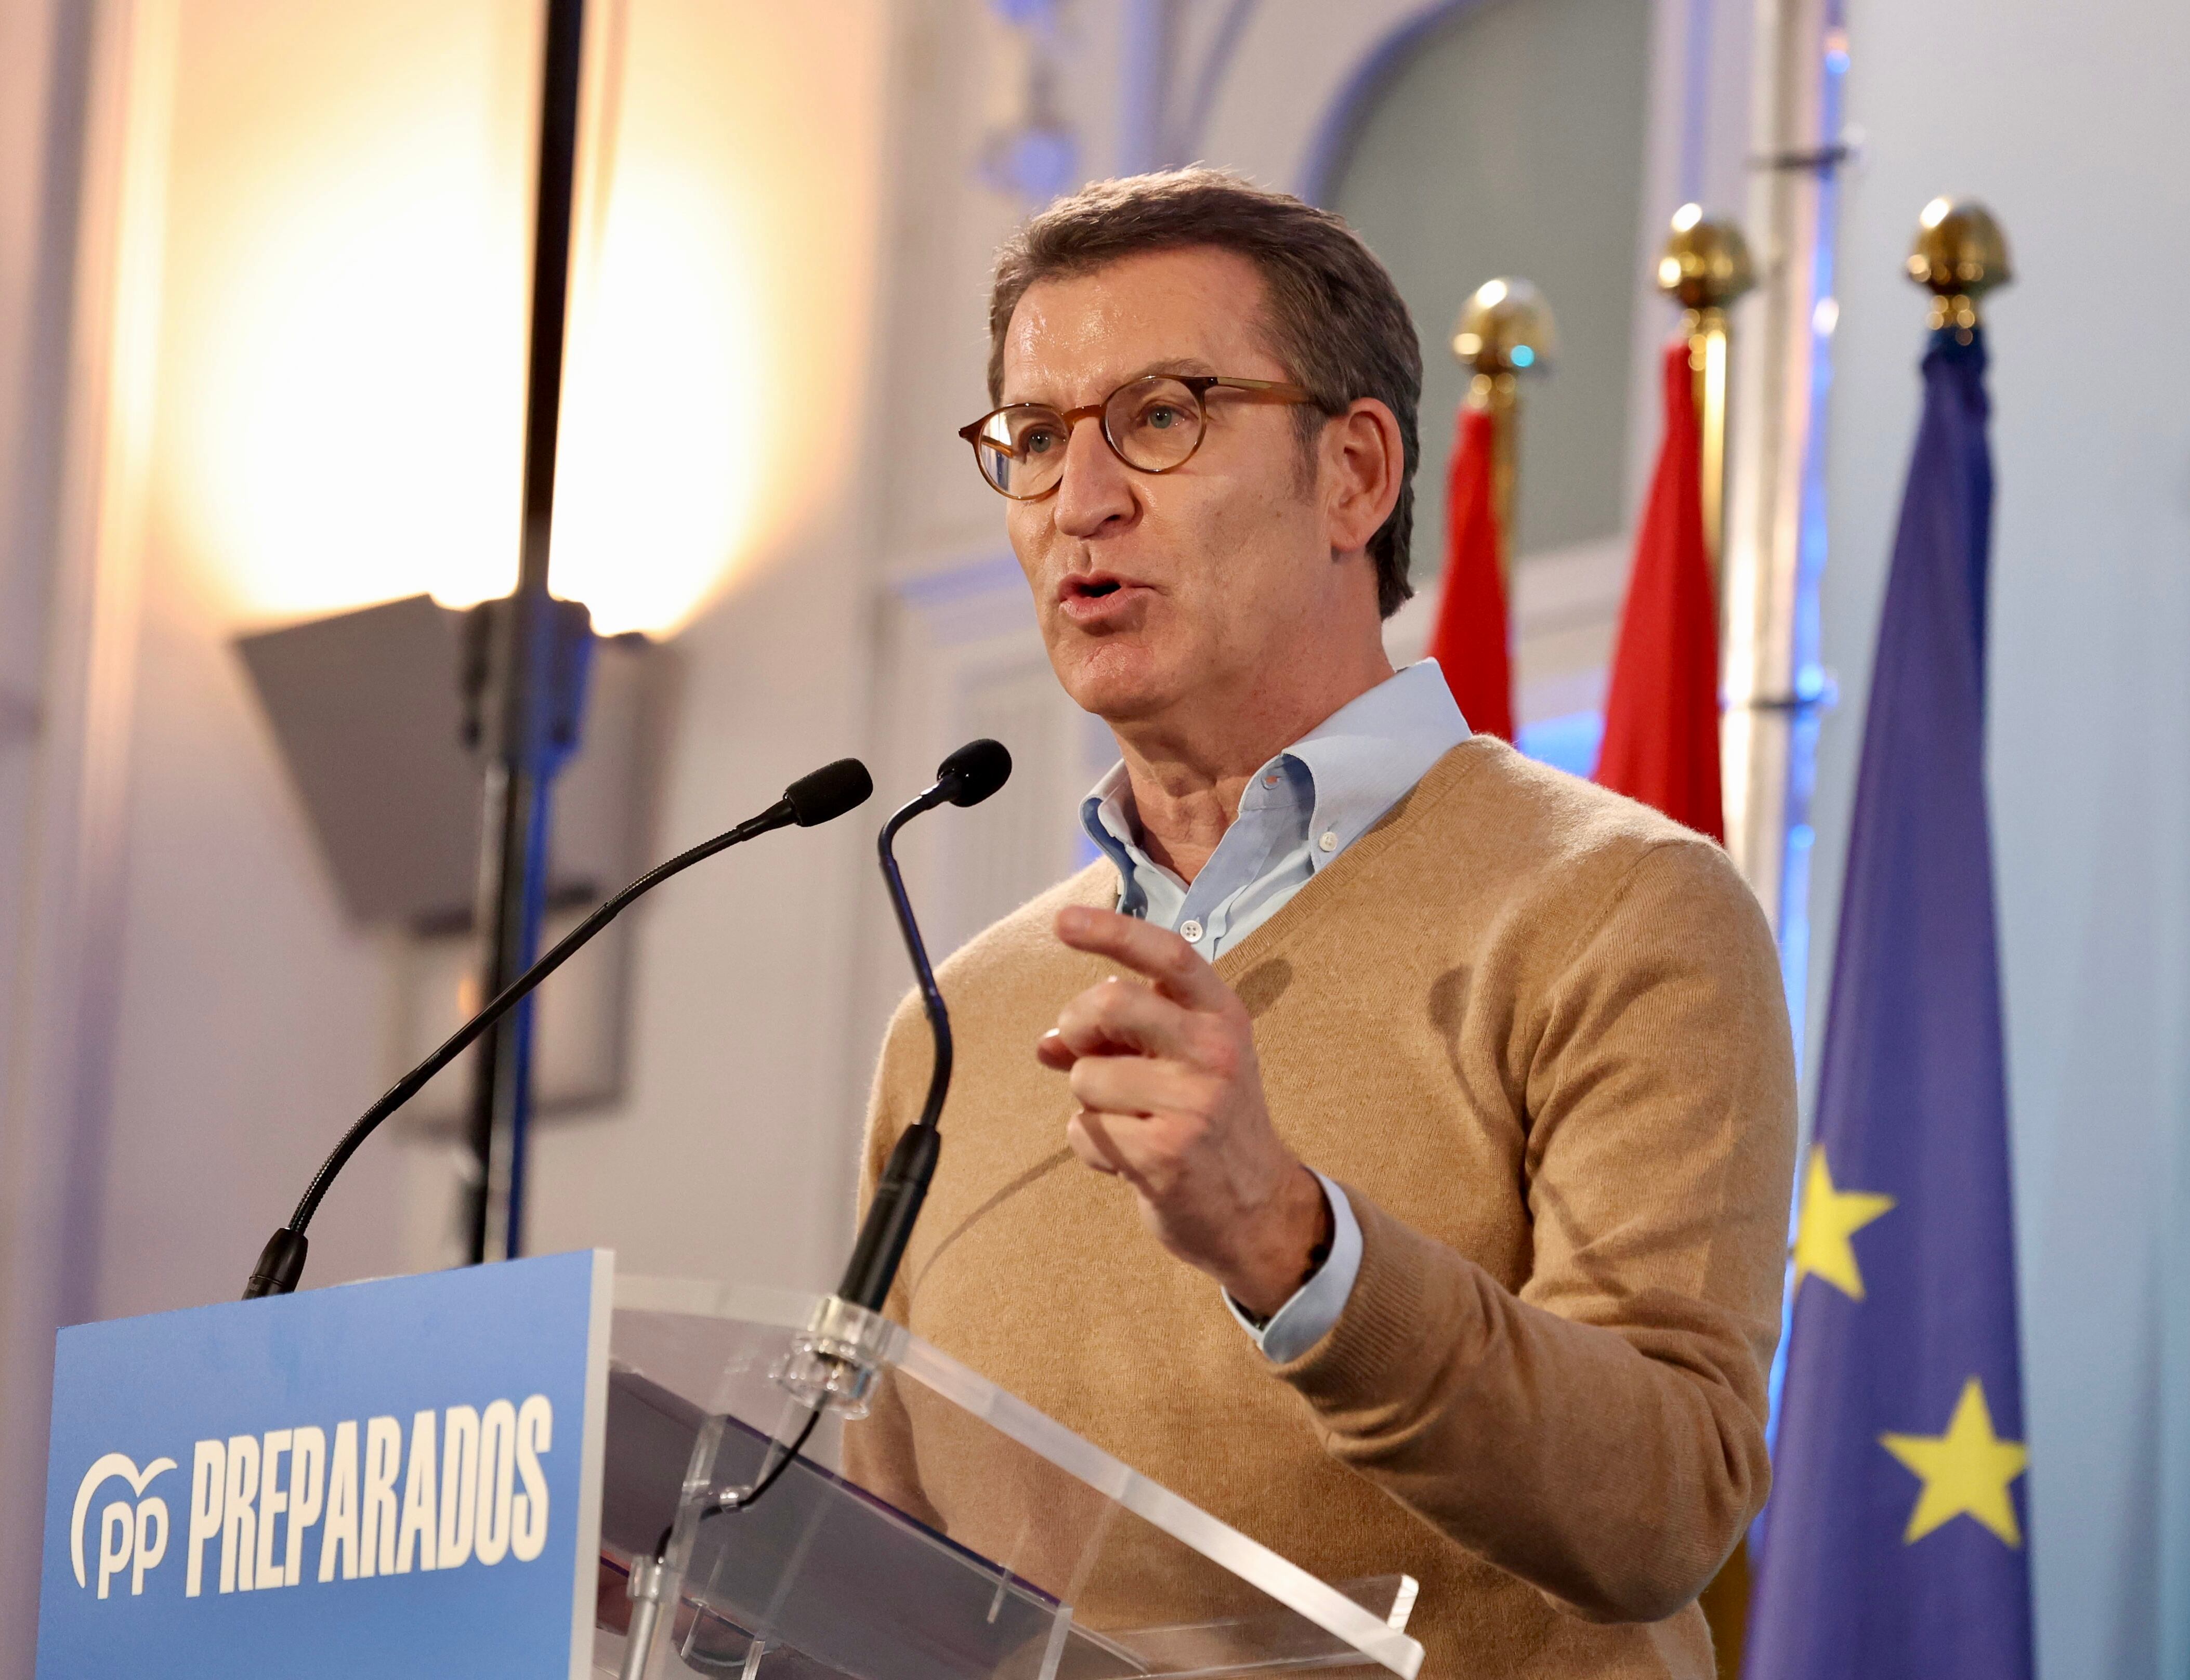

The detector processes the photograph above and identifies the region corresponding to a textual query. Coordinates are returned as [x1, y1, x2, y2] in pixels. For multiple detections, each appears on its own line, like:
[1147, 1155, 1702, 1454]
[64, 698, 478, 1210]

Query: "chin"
[1052, 639, 1187, 724]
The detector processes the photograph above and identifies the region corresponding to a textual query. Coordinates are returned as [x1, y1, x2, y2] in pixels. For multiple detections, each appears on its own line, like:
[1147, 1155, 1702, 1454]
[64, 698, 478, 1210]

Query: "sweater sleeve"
[1276, 837, 1796, 1624]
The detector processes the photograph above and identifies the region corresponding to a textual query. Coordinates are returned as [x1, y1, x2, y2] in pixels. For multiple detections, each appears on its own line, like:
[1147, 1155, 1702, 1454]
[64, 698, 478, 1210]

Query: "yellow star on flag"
[1791, 1144, 1895, 1300]
[1879, 1376, 2030, 1546]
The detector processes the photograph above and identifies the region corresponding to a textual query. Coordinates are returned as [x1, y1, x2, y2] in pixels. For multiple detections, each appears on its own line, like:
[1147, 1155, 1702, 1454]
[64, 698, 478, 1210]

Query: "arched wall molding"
[1212, 0, 1755, 514]
[1187, 0, 1460, 198]
[1292, 0, 1474, 206]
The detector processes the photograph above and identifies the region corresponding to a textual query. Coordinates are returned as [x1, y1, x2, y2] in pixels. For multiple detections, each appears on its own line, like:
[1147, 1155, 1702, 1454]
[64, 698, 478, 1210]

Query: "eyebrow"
[1123, 357, 1218, 382]
[1002, 357, 1222, 407]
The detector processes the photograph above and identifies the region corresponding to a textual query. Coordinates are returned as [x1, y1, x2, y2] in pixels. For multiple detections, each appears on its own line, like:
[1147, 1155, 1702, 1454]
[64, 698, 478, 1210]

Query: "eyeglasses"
[958, 374, 1317, 501]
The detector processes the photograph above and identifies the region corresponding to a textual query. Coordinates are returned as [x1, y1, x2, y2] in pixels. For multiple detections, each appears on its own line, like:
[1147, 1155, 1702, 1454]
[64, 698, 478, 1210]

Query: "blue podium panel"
[36, 1250, 612, 1679]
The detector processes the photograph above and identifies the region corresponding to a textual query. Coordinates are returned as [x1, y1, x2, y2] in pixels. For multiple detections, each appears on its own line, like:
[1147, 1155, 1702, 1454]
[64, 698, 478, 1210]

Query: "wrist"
[1226, 1164, 1333, 1320]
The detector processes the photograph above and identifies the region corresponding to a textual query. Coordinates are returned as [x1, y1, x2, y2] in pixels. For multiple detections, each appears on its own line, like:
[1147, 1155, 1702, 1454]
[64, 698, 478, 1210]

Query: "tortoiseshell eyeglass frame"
[957, 374, 1318, 500]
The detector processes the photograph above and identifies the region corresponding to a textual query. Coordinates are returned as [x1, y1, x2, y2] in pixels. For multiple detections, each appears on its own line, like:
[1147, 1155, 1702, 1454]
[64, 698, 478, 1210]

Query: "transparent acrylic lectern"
[596, 1278, 1425, 1680]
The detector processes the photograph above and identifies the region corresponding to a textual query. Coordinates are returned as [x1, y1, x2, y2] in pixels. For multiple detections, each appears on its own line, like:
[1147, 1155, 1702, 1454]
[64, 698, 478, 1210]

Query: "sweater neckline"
[1054, 737, 1502, 974]
[1204, 736, 1498, 977]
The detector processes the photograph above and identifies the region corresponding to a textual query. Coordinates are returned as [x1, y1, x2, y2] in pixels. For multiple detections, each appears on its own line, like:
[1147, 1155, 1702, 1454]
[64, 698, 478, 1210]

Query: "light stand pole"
[463, 0, 595, 1265]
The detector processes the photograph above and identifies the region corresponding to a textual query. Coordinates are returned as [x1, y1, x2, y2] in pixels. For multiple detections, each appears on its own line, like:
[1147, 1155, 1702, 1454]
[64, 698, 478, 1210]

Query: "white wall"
[0, 5, 894, 1674]
[83, 0, 521, 1324]
[1813, 1, 2190, 1671]
[475, 0, 895, 1296]
[83, 0, 895, 1310]
[0, 1, 89, 1661]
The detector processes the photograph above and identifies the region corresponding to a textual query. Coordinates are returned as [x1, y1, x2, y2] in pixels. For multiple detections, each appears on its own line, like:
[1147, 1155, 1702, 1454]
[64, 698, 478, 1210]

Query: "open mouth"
[1059, 573, 1139, 605]
[1055, 572, 1151, 627]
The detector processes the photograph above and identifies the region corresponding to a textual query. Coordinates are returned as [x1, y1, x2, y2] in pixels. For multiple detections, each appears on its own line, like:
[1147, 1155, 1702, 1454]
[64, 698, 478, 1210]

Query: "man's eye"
[1134, 404, 1186, 431]
[1021, 427, 1060, 455]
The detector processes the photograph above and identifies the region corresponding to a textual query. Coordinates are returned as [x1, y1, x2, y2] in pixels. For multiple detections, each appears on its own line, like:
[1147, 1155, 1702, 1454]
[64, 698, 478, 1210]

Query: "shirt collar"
[1080, 762, 1153, 917]
[1281, 660, 1472, 862]
[1078, 661, 1471, 895]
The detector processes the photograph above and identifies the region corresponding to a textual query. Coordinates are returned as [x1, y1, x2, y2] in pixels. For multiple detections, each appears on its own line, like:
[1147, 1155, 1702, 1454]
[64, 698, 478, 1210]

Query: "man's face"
[996, 247, 1353, 727]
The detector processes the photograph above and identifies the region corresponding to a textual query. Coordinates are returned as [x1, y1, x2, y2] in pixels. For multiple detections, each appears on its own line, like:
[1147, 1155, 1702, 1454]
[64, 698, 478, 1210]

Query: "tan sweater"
[852, 738, 1796, 1677]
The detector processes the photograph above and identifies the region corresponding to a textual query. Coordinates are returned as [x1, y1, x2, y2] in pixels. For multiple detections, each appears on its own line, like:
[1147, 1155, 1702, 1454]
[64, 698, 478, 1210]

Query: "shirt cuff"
[1223, 1172, 1364, 1363]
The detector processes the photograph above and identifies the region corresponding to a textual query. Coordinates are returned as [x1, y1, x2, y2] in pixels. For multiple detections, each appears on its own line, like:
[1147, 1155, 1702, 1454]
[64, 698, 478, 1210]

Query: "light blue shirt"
[1078, 661, 1472, 1361]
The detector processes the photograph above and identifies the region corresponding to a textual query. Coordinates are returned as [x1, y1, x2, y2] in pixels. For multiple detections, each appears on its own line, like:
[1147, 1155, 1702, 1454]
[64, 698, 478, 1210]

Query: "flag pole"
[1450, 277, 1556, 571]
[1657, 206, 1756, 591]
[1677, 184, 1759, 1680]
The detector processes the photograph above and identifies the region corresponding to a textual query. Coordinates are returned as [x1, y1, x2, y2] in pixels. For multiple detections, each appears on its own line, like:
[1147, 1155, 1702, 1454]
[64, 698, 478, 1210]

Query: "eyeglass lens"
[972, 376, 1208, 498]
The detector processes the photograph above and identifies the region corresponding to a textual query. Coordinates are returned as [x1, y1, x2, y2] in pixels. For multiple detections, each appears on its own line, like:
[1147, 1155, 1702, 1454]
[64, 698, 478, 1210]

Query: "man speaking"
[856, 169, 1795, 1676]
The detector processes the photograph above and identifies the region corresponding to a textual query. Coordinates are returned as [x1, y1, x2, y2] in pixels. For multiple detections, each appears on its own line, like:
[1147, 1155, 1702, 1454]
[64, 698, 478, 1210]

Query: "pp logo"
[71, 1453, 176, 1599]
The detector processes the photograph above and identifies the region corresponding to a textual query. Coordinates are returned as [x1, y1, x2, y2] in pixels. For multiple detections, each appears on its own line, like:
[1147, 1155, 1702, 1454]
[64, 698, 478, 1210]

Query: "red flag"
[1595, 341, 1724, 841]
[1425, 405, 1514, 741]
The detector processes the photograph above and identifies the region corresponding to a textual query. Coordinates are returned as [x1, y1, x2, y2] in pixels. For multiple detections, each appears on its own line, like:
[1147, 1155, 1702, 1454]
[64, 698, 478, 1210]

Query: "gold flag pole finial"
[1657, 205, 1755, 581]
[1452, 277, 1556, 567]
[1908, 198, 2012, 342]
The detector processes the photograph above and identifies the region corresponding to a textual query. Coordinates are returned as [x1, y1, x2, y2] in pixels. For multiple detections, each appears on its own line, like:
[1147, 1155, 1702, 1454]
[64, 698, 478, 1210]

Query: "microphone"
[779, 757, 874, 826]
[242, 757, 874, 1300]
[834, 739, 1013, 1313]
[933, 736, 1013, 808]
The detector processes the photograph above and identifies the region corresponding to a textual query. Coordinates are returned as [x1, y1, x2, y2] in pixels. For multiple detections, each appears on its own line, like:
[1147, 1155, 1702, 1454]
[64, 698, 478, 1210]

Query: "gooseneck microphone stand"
[834, 738, 1011, 1311]
[465, 0, 594, 1265]
[619, 741, 1013, 1680]
[241, 759, 874, 1299]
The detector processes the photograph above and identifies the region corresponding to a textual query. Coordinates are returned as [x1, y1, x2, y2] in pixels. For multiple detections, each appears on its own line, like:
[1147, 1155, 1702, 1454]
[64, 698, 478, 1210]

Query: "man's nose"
[1052, 415, 1138, 539]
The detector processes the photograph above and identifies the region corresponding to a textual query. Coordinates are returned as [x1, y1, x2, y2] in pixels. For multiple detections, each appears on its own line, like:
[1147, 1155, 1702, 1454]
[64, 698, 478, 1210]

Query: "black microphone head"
[784, 758, 874, 826]
[936, 739, 1012, 807]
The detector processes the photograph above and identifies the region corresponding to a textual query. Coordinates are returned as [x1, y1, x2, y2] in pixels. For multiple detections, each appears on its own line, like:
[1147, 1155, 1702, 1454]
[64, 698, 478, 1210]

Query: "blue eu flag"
[1743, 328, 2032, 1677]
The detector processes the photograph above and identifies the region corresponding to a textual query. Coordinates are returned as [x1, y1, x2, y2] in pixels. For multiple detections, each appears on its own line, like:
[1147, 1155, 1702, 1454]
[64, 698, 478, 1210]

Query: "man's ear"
[1321, 398, 1405, 560]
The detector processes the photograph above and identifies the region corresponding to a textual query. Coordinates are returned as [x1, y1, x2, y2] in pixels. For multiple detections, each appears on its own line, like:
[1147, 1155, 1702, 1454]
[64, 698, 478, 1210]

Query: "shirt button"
[1180, 920, 1205, 943]
[1319, 831, 1338, 852]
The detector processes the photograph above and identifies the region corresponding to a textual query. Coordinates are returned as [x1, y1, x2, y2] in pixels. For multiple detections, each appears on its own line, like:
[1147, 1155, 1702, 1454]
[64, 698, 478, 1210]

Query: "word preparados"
[181, 1397, 553, 1597]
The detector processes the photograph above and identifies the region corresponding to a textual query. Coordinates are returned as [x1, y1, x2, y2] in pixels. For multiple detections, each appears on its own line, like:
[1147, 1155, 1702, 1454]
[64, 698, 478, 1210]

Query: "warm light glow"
[151, 1, 881, 640]
[179, 141, 765, 637]
[1658, 255, 1683, 288]
[156, 4, 534, 626]
[547, 160, 763, 635]
[173, 135, 531, 621]
[1475, 278, 1509, 308]
[1671, 201, 1703, 233]
[1920, 195, 1953, 229]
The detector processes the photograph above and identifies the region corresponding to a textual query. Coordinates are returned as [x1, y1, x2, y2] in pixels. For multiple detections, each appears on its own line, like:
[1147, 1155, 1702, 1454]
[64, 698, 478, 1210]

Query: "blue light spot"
[1511, 345, 1536, 368]
[1515, 710, 1603, 779]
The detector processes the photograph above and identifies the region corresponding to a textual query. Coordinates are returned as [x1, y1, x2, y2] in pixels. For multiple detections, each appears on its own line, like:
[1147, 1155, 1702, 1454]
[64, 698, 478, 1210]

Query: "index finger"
[1054, 905, 1234, 1013]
